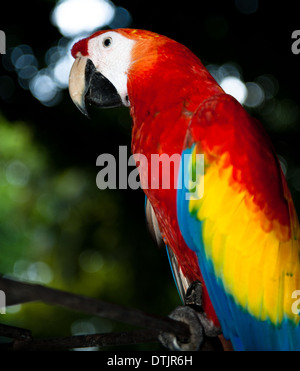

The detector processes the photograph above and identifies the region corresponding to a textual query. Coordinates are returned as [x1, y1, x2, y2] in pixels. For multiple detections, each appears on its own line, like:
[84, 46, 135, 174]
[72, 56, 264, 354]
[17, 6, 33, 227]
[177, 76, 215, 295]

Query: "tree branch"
[0, 275, 190, 342]
[10, 329, 159, 351]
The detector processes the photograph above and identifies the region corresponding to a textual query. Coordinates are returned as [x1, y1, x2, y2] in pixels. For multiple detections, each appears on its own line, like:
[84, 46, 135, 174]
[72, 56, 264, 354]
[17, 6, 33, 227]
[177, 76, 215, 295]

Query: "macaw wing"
[177, 94, 300, 350]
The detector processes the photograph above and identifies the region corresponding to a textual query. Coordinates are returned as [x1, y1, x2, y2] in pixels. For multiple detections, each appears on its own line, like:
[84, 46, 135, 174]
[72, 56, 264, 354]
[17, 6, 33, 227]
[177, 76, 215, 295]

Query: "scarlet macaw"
[68, 29, 300, 351]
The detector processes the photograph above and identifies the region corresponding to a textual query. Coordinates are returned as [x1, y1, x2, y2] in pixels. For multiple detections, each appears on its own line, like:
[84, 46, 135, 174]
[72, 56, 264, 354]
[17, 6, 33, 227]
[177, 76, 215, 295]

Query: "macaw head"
[69, 28, 210, 118]
[69, 29, 161, 116]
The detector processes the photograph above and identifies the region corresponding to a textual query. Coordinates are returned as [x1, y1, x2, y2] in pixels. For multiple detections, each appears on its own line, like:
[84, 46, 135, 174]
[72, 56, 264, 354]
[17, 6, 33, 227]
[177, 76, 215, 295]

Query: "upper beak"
[69, 57, 90, 117]
[69, 57, 123, 118]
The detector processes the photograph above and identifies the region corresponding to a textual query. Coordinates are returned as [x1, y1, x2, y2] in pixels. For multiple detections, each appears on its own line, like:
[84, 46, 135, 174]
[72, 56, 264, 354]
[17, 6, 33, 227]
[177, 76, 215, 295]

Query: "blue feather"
[177, 146, 300, 350]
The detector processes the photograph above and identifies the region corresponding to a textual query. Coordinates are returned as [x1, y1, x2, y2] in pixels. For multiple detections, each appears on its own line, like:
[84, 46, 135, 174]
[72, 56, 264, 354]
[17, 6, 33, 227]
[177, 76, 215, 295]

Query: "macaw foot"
[185, 280, 221, 337]
[159, 281, 221, 351]
[158, 305, 204, 351]
[184, 280, 203, 310]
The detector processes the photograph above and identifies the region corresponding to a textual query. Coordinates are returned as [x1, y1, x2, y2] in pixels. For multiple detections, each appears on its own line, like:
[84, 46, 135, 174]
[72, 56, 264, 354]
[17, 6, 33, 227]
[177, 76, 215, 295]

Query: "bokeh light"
[29, 70, 61, 106]
[13, 260, 53, 284]
[79, 249, 104, 273]
[1, 0, 131, 107]
[7, 44, 39, 90]
[255, 74, 279, 99]
[244, 82, 264, 107]
[220, 76, 248, 104]
[5, 160, 30, 188]
[207, 63, 247, 104]
[235, 0, 258, 14]
[51, 0, 115, 38]
[206, 61, 299, 133]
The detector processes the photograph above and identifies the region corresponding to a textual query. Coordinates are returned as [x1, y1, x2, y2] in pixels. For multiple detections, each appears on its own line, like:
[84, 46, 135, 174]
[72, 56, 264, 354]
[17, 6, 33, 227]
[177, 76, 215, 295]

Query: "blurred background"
[0, 0, 299, 350]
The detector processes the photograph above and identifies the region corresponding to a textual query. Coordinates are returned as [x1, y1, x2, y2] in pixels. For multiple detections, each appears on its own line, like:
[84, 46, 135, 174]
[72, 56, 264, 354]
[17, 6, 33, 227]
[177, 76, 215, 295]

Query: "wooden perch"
[0, 275, 191, 350]
[0, 322, 159, 350]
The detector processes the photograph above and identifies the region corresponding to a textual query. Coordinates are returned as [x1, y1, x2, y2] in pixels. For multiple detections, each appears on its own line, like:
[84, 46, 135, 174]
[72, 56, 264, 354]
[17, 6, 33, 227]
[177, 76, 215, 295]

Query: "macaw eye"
[102, 37, 112, 48]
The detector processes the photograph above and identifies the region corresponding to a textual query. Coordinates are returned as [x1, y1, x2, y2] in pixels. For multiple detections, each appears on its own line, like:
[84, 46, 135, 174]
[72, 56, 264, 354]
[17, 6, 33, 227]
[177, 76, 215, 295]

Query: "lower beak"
[69, 57, 123, 118]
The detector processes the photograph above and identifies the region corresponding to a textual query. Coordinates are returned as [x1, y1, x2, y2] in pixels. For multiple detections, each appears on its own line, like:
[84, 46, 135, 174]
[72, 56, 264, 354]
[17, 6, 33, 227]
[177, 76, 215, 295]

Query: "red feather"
[125, 31, 224, 325]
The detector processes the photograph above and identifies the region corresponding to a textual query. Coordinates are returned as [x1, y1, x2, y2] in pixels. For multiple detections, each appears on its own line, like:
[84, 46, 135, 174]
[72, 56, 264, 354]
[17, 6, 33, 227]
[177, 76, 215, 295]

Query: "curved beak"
[69, 57, 123, 118]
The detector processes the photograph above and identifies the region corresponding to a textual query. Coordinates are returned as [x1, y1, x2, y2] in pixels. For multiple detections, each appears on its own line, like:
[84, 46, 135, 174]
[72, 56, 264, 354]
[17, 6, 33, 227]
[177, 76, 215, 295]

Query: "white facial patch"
[87, 31, 135, 106]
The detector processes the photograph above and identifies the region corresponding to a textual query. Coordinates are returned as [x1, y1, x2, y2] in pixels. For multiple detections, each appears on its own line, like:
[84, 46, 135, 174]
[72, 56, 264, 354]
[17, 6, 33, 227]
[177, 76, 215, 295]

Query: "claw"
[184, 280, 202, 310]
[159, 306, 204, 351]
[184, 280, 221, 337]
[159, 281, 222, 351]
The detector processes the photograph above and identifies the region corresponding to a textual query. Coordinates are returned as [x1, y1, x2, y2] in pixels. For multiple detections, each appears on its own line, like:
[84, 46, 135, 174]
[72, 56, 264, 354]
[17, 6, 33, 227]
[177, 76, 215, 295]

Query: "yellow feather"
[190, 153, 300, 325]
